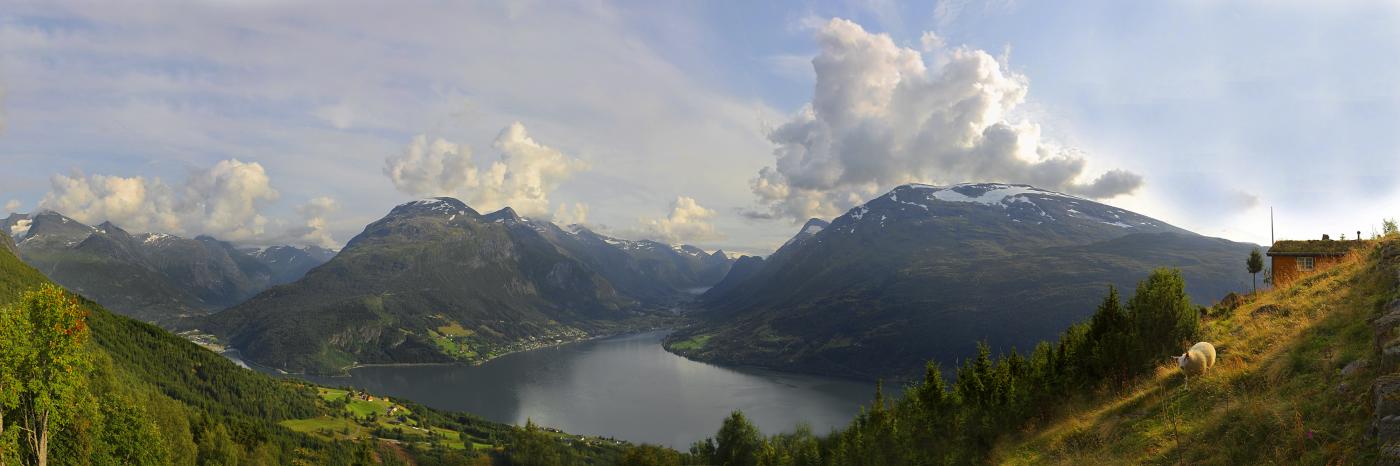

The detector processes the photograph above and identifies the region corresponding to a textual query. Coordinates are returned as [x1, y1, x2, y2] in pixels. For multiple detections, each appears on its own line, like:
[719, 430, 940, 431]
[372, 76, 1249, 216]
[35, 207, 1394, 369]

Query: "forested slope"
[0, 229, 634, 465]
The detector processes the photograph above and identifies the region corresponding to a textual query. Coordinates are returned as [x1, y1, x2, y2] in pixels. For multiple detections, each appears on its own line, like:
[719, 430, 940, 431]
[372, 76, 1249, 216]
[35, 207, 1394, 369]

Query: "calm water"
[287, 331, 886, 448]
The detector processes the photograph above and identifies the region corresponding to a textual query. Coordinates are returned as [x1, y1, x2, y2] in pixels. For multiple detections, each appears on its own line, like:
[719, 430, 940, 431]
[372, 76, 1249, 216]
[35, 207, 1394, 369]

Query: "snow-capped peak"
[390, 197, 472, 218]
[141, 233, 173, 245]
[899, 183, 1082, 206]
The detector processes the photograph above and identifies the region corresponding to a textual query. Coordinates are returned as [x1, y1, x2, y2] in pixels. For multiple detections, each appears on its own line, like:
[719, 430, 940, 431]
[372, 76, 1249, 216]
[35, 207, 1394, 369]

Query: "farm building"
[1266, 236, 1367, 286]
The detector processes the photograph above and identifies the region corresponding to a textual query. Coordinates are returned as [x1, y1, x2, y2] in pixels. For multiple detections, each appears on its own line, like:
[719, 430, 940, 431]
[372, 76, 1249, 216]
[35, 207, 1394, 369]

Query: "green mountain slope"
[2, 212, 334, 324]
[0, 228, 367, 464]
[678, 183, 1257, 380]
[2, 225, 638, 465]
[205, 198, 691, 374]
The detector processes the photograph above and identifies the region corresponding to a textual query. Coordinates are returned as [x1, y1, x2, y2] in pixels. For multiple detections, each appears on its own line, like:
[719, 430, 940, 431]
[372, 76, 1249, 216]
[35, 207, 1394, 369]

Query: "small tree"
[713, 411, 762, 466]
[1127, 269, 1198, 373]
[1385, 218, 1399, 236]
[0, 291, 34, 466]
[1, 285, 91, 466]
[509, 419, 561, 466]
[1246, 248, 1264, 293]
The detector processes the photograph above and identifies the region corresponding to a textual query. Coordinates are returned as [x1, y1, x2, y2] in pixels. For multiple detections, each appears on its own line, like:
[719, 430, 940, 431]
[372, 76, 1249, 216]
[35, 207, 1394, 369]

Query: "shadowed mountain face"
[246, 245, 339, 285]
[676, 183, 1256, 380]
[1, 211, 335, 324]
[204, 198, 735, 374]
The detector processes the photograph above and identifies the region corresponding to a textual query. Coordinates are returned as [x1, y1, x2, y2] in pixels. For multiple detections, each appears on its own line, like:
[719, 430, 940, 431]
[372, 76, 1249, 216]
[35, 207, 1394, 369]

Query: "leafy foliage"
[1248, 248, 1264, 292]
[682, 268, 1205, 465]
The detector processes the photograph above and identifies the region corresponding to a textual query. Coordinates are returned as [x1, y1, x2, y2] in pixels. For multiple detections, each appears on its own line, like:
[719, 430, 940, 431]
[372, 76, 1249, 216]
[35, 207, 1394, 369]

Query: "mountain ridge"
[674, 182, 1257, 380]
[1, 211, 337, 323]
[205, 196, 734, 374]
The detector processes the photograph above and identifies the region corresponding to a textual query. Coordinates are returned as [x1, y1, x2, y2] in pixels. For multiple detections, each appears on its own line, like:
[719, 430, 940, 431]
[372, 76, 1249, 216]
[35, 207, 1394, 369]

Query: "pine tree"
[1127, 269, 1199, 374]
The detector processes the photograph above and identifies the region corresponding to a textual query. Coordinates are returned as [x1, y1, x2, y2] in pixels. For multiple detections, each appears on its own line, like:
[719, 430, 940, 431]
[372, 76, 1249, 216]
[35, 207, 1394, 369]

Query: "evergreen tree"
[1085, 286, 1133, 385]
[1126, 269, 1199, 374]
[196, 423, 241, 466]
[508, 419, 561, 466]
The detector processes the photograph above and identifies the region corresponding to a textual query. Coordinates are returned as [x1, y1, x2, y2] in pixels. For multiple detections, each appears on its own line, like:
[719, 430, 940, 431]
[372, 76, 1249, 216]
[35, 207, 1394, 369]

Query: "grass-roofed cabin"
[1266, 236, 1368, 286]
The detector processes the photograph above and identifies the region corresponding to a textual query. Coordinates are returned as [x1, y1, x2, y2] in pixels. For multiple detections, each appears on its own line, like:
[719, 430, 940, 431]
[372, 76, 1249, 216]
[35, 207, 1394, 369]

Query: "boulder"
[1375, 376, 1400, 430]
[1343, 359, 1370, 377]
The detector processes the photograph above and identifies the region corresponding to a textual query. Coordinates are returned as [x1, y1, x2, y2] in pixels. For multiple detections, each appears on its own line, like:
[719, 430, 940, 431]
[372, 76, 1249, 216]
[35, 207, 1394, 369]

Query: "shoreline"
[230, 325, 678, 378]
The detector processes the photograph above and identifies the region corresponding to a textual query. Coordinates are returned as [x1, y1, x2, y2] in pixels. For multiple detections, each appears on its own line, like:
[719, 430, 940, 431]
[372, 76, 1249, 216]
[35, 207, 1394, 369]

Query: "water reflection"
[289, 331, 889, 448]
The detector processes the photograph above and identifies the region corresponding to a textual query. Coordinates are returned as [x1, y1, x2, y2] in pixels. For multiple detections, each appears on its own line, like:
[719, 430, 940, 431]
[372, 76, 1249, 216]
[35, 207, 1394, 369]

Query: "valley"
[2, 6, 1386, 464]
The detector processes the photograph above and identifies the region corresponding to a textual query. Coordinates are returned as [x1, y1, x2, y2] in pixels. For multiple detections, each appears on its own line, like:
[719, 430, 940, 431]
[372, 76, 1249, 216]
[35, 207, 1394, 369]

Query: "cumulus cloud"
[38, 159, 281, 242]
[4, 199, 20, 213]
[637, 196, 724, 244]
[749, 18, 1143, 221]
[553, 202, 589, 226]
[384, 122, 588, 217]
[286, 196, 339, 248]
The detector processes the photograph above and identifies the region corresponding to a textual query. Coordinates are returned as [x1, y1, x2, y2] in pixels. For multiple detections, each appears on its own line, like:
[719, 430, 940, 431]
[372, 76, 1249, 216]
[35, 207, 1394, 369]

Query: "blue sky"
[1, 1, 1397, 252]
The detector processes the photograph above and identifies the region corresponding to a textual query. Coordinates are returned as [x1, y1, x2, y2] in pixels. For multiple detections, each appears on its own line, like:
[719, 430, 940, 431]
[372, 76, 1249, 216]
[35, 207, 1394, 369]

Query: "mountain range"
[668, 183, 1257, 379]
[202, 197, 736, 374]
[2, 211, 336, 323]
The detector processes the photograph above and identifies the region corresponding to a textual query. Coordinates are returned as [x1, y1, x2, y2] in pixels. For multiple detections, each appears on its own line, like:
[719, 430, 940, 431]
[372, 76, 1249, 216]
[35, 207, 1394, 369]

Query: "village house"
[1266, 235, 1368, 286]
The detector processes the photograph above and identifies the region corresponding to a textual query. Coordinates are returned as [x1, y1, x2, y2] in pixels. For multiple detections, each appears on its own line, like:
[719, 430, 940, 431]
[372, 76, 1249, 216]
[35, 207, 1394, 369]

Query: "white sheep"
[1173, 341, 1216, 387]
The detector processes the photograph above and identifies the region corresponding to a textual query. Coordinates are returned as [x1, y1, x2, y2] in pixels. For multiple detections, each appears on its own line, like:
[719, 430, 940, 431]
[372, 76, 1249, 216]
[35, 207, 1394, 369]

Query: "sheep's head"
[1174, 354, 1187, 368]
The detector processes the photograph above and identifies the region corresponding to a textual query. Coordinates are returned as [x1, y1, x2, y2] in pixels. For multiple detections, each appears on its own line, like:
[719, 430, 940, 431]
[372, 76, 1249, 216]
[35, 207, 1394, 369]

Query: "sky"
[1, 0, 1398, 254]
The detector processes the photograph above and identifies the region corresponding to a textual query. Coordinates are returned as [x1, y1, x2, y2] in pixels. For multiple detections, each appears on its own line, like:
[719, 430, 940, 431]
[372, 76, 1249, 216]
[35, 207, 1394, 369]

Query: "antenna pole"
[1270, 207, 1274, 245]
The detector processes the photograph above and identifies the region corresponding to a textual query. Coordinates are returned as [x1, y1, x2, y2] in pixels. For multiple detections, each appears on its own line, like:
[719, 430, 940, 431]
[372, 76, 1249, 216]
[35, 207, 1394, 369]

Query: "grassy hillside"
[993, 236, 1396, 464]
[1, 228, 636, 465]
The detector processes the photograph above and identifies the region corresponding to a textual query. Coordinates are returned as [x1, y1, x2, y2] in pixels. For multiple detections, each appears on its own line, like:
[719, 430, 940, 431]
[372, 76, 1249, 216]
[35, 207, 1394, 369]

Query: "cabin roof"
[1266, 239, 1366, 256]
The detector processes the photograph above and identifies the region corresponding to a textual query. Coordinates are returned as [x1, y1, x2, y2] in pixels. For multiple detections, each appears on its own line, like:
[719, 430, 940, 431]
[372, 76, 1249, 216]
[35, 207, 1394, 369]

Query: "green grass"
[436, 321, 475, 337]
[289, 388, 490, 450]
[427, 330, 480, 359]
[281, 416, 370, 442]
[669, 334, 712, 351]
[992, 241, 1391, 464]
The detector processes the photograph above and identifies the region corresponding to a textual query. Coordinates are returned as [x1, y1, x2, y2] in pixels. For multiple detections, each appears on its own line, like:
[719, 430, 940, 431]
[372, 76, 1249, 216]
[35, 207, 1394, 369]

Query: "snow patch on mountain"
[141, 233, 172, 245]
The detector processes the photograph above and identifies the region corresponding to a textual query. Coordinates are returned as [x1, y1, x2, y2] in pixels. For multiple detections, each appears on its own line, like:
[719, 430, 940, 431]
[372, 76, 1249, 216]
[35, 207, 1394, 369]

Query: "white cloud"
[0, 2, 779, 251]
[4, 199, 20, 213]
[10, 219, 31, 238]
[637, 196, 724, 244]
[288, 196, 338, 248]
[748, 18, 1142, 221]
[553, 202, 589, 226]
[384, 122, 588, 217]
[38, 159, 280, 242]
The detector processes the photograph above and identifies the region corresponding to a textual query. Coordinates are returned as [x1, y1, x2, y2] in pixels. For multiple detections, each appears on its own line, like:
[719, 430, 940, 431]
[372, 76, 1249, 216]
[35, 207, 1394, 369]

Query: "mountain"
[0, 213, 638, 465]
[205, 197, 733, 374]
[0, 222, 364, 463]
[246, 244, 339, 285]
[0, 211, 334, 323]
[523, 221, 735, 304]
[674, 183, 1257, 380]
